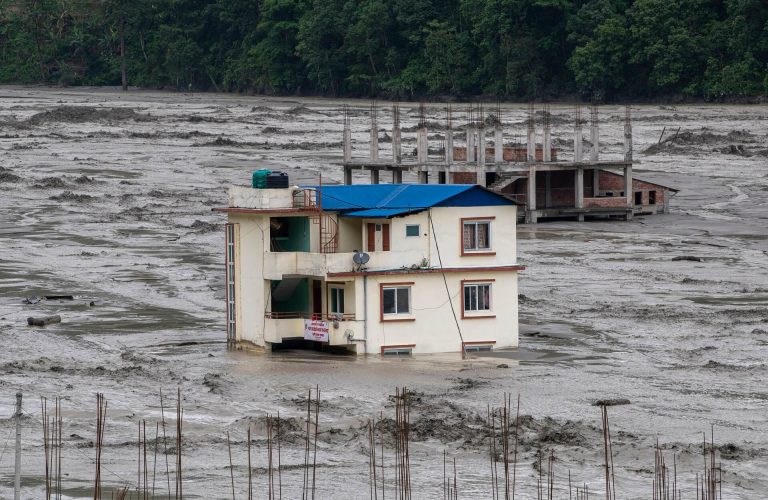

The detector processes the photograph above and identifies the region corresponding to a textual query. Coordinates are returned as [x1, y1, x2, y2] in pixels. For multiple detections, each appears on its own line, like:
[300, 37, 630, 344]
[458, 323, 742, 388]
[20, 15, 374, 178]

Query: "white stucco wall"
[352, 271, 519, 354]
[228, 213, 269, 346]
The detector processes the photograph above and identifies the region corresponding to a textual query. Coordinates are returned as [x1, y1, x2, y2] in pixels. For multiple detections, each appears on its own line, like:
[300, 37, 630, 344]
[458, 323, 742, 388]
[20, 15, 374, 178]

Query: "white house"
[215, 183, 525, 355]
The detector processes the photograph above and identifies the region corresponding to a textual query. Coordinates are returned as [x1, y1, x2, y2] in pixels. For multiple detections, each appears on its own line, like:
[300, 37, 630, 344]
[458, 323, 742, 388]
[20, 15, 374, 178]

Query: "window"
[329, 287, 345, 314]
[382, 346, 414, 356]
[405, 224, 420, 237]
[382, 286, 410, 315]
[463, 283, 491, 312]
[464, 343, 494, 353]
[649, 191, 657, 205]
[462, 219, 492, 252]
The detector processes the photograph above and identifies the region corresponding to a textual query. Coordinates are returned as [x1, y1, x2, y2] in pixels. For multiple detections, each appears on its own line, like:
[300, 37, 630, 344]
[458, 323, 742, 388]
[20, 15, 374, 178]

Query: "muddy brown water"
[1, 87, 767, 498]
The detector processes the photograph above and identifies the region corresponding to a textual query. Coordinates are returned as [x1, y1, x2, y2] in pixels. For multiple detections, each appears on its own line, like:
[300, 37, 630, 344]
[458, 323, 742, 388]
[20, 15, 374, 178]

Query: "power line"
[428, 210, 466, 356]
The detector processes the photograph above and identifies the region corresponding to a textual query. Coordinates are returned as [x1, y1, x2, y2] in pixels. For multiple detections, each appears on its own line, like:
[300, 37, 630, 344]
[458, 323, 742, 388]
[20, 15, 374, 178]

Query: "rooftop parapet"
[228, 186, 317, 210]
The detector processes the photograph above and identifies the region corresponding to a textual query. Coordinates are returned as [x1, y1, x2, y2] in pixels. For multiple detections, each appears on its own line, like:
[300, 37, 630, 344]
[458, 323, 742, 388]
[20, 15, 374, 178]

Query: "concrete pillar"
[417, 126, 428, 164]
[593, 169, 600, 196]
[467, 126, 476, 163]
[624, 165, 633, 208]
[343, 127, 352, 163]
[393, 169, 403, 184]
[624, 122, 633, 162]
[526, 165, 537, 223]
[344, 166, 352, 185]
[477, 127, 486, 167]
[575, 168, 584, 209]
[543, 107, 552, 162]
[574, 121, 583, 163]
[445, 129, 454, 164]
[527, 127, 535, 162]
[494, 125, 503, 163]
[544, 171, 552, 208]
[371, 169, 379, 184]
[590, 108, 599, 162]
[370, 113, 379, 161]
[392, 123, 401, 164]
[418, 171, 429, 184]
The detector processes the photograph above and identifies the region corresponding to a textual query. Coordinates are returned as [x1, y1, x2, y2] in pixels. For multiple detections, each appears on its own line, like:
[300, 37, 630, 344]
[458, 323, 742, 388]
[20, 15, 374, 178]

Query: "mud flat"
[1, 87, 768, 498]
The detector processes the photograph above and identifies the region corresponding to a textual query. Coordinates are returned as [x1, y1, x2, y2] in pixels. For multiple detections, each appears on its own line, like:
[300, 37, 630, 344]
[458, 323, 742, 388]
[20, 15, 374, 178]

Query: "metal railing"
[292, 189, 317, 209]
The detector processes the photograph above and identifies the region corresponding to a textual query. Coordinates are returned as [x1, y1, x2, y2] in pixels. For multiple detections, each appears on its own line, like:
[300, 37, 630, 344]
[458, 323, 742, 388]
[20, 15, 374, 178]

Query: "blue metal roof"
[310, 184, 517, 218]
[342, 208, 419, 218]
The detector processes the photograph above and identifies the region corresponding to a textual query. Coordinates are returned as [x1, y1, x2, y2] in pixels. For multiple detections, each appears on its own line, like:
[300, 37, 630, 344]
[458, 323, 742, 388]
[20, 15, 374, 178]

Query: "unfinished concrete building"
[341, 102, 677, 223]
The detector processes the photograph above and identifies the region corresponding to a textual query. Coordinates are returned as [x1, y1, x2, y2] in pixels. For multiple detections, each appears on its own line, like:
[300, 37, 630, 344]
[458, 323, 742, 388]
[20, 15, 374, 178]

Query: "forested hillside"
[1, 0, 766, 100]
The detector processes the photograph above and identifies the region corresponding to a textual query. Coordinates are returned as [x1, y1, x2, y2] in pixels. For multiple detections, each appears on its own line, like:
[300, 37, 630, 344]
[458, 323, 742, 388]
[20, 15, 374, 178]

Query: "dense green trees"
[0, 0, 765, 99]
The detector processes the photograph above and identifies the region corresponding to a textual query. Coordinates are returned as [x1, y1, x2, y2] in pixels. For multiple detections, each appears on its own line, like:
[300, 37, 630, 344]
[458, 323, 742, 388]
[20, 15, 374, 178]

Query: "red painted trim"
[460, 278, 495, 319]
[460, 217, 495, 256]
[213, 207, 318, 214]
[382, 223, 391, 251]
[329, 265, 524, 278]
[367, 223, 376, 252]
[379, 282, 415, 322]
[380, 344, 416, 355]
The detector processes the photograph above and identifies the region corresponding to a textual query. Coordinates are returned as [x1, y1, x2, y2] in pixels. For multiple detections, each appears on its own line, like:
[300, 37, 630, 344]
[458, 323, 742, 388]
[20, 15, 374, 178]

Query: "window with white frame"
[329, 287, 345, 314]
[382, 286, 411, 315]
[462, 220, 491, 252]
[405, 224, 420, 237]
[463, 282, 491, 313]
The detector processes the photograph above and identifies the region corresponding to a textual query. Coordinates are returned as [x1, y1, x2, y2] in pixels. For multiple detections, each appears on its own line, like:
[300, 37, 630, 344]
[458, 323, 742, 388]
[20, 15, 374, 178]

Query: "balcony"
[263, 315, 361, 346]
[263, 250, 428, 279]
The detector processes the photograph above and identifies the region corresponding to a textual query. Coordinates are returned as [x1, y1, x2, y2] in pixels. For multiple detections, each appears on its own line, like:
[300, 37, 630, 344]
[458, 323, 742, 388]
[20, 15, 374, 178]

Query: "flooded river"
[0, 87, 767, 498]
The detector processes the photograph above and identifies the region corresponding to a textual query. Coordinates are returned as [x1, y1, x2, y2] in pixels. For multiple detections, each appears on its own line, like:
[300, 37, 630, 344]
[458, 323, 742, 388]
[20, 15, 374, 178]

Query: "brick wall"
[584, 196, 629, 208]
[452, 147, 557, 162]
[452, 172, 477, 184]
[598, 171, 666, 206]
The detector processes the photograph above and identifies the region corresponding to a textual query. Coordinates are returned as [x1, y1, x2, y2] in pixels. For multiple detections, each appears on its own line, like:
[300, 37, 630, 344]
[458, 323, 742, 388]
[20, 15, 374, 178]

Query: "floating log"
[27, 315, 61, 327]
[672, 256, 703, 262]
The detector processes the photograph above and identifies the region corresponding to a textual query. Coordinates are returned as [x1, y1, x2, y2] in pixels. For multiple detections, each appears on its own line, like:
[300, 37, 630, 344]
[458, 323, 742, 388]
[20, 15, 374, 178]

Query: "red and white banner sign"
[303, 319, 329, 342]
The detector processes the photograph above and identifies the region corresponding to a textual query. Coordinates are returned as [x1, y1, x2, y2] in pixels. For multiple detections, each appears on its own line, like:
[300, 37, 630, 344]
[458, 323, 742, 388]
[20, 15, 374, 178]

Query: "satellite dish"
[352, 252, 370, 265]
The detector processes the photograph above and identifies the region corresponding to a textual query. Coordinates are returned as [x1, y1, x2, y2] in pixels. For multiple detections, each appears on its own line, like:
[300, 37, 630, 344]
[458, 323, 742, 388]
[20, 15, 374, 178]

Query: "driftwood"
[672, 255, 703, 262]
[593, 398, 631, 407]
[27, 315, 61, 327]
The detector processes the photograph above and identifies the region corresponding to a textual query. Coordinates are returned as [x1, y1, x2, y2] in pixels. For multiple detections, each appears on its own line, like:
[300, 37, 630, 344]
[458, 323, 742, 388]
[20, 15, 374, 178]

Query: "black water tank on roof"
[265, 171, 289, 189]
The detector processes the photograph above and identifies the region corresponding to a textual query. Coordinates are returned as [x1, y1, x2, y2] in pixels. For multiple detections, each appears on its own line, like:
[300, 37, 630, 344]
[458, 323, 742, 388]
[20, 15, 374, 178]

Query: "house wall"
[427, 205, 518, 267]
[598, 171, 667, 206]
[228, 213, 269, 346]
[352, 271, 519, 354]
[452, 172, 478, 184]
[337, 216, 363, 252]
[452, 147, 557, 162]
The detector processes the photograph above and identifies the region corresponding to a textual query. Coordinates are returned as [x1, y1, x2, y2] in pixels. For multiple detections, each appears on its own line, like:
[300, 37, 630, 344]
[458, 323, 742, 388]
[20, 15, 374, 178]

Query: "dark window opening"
[383, 347, 413, 356]
[383, 287, 410, 315]
[464, 344, 493, 353]
[649, 191, 657, 205]
[634, 191, 643, 205]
